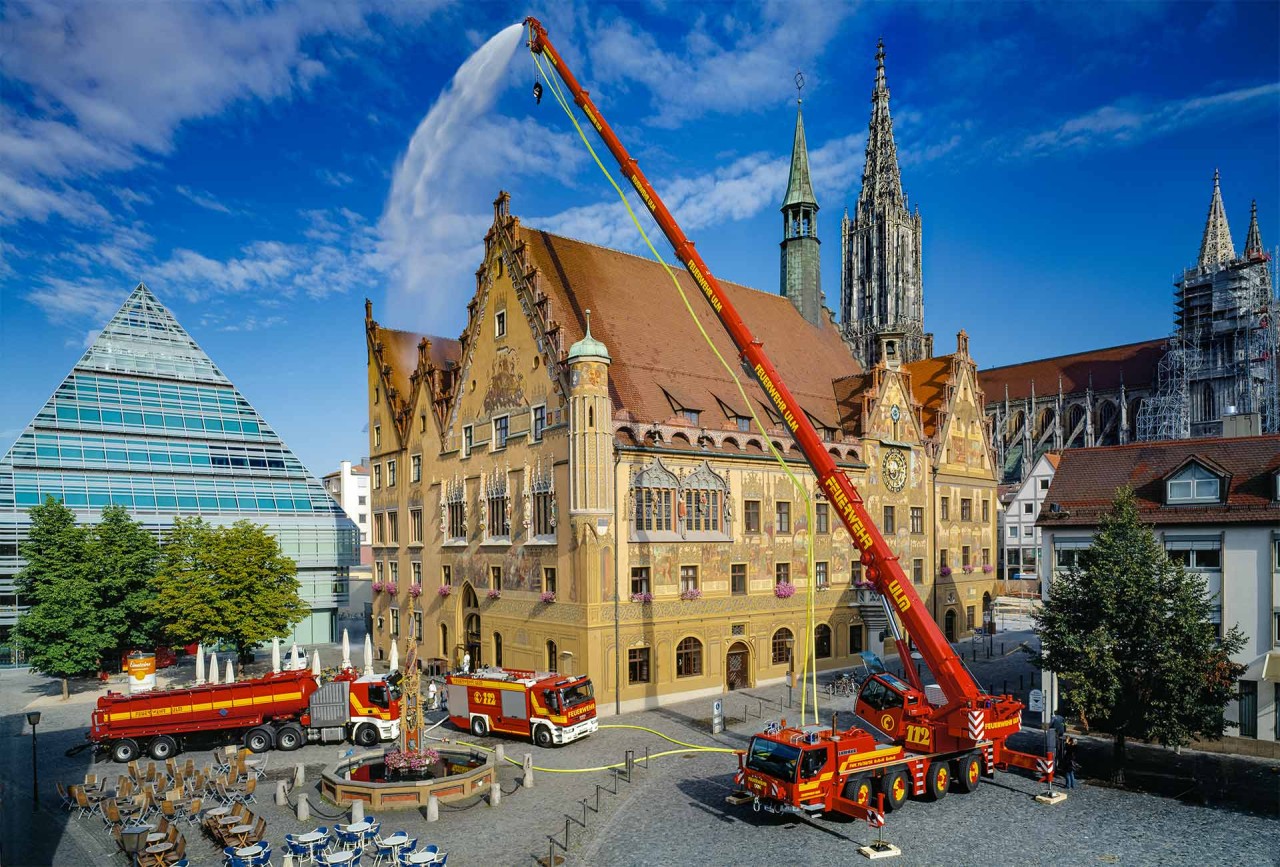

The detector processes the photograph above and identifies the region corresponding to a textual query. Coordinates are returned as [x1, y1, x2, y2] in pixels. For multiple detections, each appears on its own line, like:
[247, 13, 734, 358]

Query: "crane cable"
[531, 45, 822, 724]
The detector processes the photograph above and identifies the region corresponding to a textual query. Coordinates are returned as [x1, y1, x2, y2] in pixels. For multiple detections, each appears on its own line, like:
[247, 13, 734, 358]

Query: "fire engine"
[445, 668, 598, 747]
[525, 18, 1054, 825]
[89, 667, 403, 763]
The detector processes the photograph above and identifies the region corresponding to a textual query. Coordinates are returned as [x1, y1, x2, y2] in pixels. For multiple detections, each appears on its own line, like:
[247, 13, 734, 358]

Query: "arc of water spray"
[342, 629, 351, 670]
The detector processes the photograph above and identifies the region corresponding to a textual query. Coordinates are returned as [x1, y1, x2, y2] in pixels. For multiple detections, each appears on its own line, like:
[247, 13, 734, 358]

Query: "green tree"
[153, 518, 306, 662]
[1034, 488, 1246, 783]
[87, 505, 162, 667]
[11, 497, 100, 698]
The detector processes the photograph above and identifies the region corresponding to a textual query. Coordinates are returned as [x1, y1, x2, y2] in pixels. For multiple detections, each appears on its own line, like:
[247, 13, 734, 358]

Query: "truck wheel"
[276, 724, 304, 752]
[880, 769, 909, 811]
[353, 724, 379, 747]
[245, 726, 274, 754]
[953, 753, 981, 794]
[111, 739, 140, 764]
[841, 773, 874, 807]
[148, 735, 178, 761]
[470, 716, 489, 738]
[924, 761, 949, 801]
[533, 725, 553, 748]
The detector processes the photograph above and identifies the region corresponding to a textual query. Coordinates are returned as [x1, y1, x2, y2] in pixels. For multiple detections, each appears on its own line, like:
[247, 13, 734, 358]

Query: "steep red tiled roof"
[520, 227, 861, 432]
[902, 355, 954, 439]
[979, 339, 1166, 402]
[1044, 453, 1062, 469]
[1038, 435, 1280, 527]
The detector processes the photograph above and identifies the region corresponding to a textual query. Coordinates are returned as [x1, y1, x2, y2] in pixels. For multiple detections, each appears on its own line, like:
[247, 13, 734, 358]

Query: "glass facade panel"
[0, 285, 357, 643]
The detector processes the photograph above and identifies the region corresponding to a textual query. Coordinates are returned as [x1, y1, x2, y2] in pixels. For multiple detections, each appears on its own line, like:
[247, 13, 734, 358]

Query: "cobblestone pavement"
[3, 629, 1277, 866]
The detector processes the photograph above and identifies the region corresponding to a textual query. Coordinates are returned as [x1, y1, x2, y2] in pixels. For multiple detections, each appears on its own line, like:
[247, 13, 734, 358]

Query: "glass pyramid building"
[0, 284, 357, 645]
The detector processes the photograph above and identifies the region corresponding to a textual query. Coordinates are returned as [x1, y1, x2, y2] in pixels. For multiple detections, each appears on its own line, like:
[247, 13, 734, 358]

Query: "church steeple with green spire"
[779, 76, 823, 326]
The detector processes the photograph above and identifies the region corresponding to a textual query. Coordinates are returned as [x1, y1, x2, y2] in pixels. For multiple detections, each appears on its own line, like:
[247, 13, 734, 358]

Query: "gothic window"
[444, 479, 466, 541]
[484, 468, 510, 539]
[1199, 383, 1215, 422]
[632, 458, 679, 535]
[682, 461, 729, 534]
[528, 462, 557, 539]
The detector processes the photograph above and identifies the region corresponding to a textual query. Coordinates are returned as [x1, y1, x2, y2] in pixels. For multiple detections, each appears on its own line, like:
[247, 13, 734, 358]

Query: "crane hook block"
[533, 80, 543, 105]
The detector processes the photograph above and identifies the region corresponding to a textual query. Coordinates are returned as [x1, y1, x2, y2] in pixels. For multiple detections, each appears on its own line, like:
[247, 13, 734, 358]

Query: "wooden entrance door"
[726, 643, 750, 691]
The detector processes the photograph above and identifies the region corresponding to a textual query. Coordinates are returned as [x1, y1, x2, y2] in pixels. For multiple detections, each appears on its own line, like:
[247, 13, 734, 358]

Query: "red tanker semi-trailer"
[446, 668, 598, 747]
[89, 668, 403, 763]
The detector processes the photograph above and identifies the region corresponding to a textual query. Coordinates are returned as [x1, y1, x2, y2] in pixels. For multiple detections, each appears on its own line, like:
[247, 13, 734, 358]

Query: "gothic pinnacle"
[1198, 168, 1236, 271]
[1244, 198, 1264, 258]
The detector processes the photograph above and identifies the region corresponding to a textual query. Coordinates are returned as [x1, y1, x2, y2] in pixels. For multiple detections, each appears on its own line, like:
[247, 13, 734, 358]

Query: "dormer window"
[681, 409, 700, 426]
[1167, 463, 1220, 504]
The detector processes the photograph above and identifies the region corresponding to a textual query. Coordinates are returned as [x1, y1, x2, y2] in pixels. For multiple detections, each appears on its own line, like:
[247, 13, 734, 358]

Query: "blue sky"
[1, 1, 1277, 476]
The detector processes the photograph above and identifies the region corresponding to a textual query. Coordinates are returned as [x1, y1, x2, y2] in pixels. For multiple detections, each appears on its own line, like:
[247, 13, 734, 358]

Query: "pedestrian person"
[427, 679, 438, 711]
[1050, 711, 1066, 742]
[1060, 736, 1077, 789]
[461, 651, 471, 675]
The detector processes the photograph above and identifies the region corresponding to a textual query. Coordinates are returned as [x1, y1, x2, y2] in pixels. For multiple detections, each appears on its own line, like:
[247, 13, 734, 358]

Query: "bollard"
[427, 794, 439, 822]
[523, 754, 535, 789]
[275, 780, 288, 806]
[490, 778, 501, 807]
[294, 764, 305, 787]
[282, 853, 295, 867]
[296, 793, 310, 822]
[495, 744, 505, 767]
[351, 798, 364, 824]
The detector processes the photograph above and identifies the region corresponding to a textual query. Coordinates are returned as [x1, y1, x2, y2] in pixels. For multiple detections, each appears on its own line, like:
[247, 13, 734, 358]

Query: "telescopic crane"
[526, 17, 1052, 826]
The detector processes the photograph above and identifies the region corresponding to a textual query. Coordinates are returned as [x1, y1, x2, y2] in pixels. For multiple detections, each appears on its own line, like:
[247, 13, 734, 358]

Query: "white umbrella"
[289, 643, 301, 671]
[225, 659, 235, 684]
[195, 643, 205, 685]
[363, 635, 374, 676]
[342, 629, 352, 670]
[389, 640, 399, 673]
[271, 638, 281, 674]
[311, 649, 322, 677]
[209, 652, 219, 685]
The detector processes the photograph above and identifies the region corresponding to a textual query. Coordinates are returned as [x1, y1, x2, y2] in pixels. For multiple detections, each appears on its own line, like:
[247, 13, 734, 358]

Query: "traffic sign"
[1028, 688, 1044, 712]
[711, 699, 724, 734]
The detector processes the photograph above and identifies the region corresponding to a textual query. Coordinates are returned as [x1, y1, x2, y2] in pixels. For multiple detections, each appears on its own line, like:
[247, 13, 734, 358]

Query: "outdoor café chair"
[333, 823, 362, 850]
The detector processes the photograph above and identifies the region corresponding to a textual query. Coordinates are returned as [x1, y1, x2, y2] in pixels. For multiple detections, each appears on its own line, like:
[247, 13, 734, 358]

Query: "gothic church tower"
[779, 97, 823, 325]
[841, 40, 927, 369]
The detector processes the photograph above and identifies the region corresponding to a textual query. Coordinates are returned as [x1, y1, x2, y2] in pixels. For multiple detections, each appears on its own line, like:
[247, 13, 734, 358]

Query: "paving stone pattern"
[2, 631, 1276, 866]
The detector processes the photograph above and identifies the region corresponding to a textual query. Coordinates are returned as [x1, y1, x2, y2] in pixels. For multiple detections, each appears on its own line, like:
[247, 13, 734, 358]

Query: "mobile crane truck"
[525, 17, 1053, 828]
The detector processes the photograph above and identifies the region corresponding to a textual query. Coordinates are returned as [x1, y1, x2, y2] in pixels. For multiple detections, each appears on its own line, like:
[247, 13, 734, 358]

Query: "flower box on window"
[487, 589, 502, 600]
[962, 565, 975, 574]
[408, 584, 423, 598]
[630, 592, 654, 603]
[437, 585, 452, 598]
[939, 566, 953, 577]
[982, 564, 994, 573]
[679, 588, 703, 601]
[372, 581, 385, 593]
[540, 591, 557, 604]
[385, 582, 398, 594]
[774, 582, 797, 599]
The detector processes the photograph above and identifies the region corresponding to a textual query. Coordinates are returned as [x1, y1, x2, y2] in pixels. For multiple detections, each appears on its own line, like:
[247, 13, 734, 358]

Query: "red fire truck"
[89, 668, 403, 762]
[525, 18, 1054, 826]
[445, 668, 598, 747]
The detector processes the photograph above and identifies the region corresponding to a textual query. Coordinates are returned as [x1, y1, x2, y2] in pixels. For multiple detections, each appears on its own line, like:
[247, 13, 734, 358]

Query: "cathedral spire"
[1244, 198, 1264, 259]
[782, 95, 816, 209]
[857, 39, 904, 214]
[1198, 169, 1236, 271]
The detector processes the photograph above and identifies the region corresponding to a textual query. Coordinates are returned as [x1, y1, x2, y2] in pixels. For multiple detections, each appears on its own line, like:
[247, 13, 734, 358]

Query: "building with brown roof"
[1037, 434, 1280, 745]
[981, 172, 1277, 486]
[364, 191, 1001, 712]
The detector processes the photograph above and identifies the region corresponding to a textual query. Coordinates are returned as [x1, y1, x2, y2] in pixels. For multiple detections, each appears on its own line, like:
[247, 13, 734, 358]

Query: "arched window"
[440, 624, 449, 660]
[771, 628, 794, 666]
[1199, 383, 1215, 421]
[463, 584, 479, 609]
[547, 640, 558, 673]
[675, 637, 703, 678]
[682, 461, 729, 533]
[493, 632, 503, 668]
[465, 613, 481, 667]
[814, 624, 832, 659]
[632, 458, 679, 533]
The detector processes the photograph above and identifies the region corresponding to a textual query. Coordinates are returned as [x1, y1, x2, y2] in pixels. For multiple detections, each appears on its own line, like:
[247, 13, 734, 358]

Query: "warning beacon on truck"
[445, 668, 597, 747]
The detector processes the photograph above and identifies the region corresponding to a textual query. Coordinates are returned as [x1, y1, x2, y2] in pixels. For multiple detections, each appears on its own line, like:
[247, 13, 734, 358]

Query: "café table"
[229, 823, 256, 847]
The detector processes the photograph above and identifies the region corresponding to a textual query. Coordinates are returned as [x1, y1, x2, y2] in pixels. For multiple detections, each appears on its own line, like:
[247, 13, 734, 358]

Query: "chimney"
[1221, 410, 1261, 438]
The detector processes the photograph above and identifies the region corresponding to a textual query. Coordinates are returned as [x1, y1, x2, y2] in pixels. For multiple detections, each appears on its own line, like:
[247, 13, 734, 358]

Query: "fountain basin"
[320, 747, 495, 810]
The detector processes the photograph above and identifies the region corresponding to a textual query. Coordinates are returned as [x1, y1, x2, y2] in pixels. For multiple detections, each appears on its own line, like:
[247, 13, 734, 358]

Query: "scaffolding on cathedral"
[1137, 248, 1278, 440]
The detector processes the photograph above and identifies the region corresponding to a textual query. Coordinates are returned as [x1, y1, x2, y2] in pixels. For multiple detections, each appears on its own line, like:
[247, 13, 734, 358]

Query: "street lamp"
[784, 637, 795, 709]
[26, 710, 40, 810]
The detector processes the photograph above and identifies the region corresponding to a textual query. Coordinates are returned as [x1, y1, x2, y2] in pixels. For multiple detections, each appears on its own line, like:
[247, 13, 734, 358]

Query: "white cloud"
[586, 3, 857, 128]
[317, 169, 355, 188]
[175, 186, 234, 215]
[1017, 82, 1280, 156]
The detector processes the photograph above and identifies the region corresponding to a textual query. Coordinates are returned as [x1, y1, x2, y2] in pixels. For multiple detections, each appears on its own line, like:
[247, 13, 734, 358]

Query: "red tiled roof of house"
[1037, 435, 1280, 527]
[1044, 453, 1061, 469]
[902, 355, 954, 439]
[520, 227, 861, 432]
[978, 338, 1166, 402]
